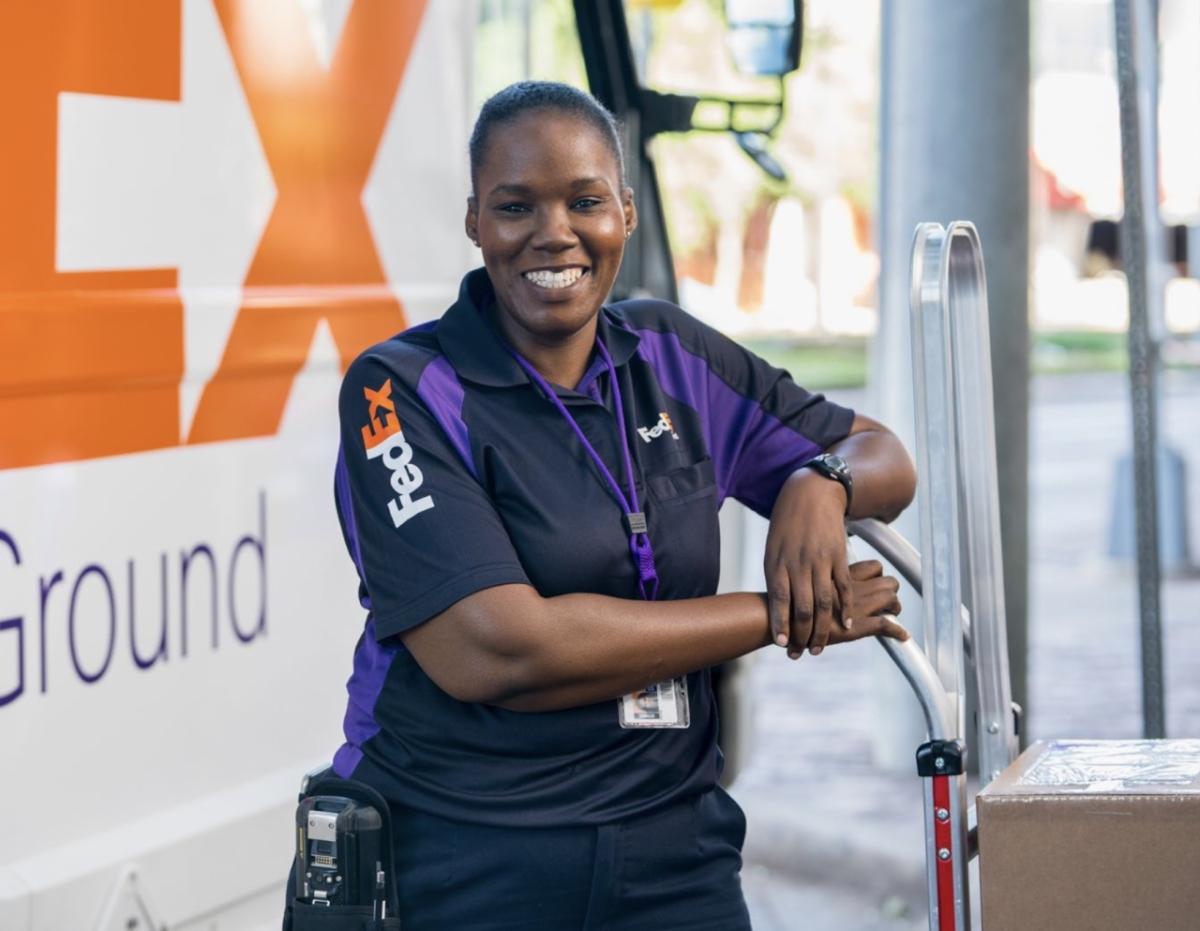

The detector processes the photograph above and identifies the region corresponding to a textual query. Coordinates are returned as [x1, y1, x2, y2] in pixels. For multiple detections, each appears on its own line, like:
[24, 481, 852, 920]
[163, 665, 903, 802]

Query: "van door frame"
[572, 0, 679, 305]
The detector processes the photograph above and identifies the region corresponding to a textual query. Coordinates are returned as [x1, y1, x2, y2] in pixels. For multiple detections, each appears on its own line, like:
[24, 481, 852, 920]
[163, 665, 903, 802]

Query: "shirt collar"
[437, 267, 641, 389]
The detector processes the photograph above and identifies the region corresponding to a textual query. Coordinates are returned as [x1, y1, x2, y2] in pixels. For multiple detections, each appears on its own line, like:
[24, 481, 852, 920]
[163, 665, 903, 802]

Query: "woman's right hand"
[823, 559, 908, 646]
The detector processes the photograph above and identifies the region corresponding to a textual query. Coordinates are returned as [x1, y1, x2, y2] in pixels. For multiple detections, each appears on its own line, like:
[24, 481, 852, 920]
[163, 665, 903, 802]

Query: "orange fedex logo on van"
[0, 0, 429, 471]
[362, 379, 434, 528]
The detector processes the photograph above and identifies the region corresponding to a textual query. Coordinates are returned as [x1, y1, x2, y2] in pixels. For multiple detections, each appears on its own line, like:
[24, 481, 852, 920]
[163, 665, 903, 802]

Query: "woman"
[320, 82, 916, 929]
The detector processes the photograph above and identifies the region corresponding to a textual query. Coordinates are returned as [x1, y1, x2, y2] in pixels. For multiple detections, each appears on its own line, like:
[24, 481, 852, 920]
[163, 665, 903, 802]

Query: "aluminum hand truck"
[851, 221, 1020, 931]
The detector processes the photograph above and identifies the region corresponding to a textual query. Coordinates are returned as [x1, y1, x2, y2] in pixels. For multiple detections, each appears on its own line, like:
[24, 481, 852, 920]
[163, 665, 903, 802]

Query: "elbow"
[873, 430, 917, 523]
[477, 644, 561, 712]
[434, 638, 541, 707]
[462, 631, 570, 713]
[430, 650, 536, 707]
[432, 596, 554, 707]
[851, 448, 917, 525]
[436, 666, 515, 706]
[843, 418, 918, 524]
[456, 665, 556, 713]
[884, 456, 918, 522]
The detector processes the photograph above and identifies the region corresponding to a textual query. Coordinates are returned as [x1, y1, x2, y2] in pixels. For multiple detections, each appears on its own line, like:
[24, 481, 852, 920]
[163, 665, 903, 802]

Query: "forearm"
[826, 417, 916, 522]
[405, 567, 906, 710]
[405, 585, 771, 713]
[496, 591, 770, 712]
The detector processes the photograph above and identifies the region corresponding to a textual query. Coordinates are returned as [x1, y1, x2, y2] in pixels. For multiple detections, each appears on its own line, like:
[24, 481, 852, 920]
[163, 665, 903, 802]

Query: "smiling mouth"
[522, 267, 588, 290]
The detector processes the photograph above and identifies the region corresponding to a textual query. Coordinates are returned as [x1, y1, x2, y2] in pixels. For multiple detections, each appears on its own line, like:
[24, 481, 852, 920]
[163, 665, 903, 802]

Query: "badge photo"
[618, 677, 691, 728]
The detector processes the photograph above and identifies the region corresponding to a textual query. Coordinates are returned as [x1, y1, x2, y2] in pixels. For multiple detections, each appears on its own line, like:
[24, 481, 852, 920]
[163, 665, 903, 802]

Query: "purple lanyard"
[507, 337, 660, 601]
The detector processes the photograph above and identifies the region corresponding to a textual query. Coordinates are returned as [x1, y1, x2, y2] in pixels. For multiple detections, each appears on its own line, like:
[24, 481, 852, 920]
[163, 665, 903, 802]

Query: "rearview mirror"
[724, 0, 803, 76]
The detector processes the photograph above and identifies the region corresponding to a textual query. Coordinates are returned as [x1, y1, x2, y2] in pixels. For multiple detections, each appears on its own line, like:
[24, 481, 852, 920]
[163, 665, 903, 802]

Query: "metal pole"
[874, 0, 1030, 762]
[520, 0, 531, 78]
[867, 0, 928, 774]
[1112, 0, 1166, 738]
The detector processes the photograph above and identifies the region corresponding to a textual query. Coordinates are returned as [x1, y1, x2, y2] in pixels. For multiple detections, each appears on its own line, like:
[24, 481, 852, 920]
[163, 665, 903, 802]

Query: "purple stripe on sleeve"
[334, 445, 396, 775]
[727, 419, 824, 514]
[333, 615, 400, 778]
[416, 355, 477, 478]
[333, 742, 364, 777]
[634, 328, 822, 515]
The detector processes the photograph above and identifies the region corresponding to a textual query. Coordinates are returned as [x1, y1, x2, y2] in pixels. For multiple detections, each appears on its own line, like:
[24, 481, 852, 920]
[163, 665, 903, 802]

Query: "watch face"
[823, 454, 848, 475]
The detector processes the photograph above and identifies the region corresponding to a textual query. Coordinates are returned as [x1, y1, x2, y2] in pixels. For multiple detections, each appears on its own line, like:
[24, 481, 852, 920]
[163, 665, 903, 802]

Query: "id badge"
[618, 677, 690, 729]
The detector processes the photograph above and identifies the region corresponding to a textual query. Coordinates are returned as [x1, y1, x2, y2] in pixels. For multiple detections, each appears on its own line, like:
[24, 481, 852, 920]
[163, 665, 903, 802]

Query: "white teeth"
[523, 268, 585, 289]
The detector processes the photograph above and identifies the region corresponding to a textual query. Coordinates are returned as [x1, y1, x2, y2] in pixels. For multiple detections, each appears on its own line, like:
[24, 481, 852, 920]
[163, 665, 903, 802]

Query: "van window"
[624, 0, 881, 342]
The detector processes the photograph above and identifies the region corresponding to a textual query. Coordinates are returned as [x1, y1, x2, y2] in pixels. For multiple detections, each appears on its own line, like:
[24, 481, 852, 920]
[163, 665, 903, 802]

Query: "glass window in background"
[475, 0, 587, 107]
[624, 0, 880, 389]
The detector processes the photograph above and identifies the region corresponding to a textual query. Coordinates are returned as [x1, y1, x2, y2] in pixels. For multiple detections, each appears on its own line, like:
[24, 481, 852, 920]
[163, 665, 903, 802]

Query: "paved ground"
[727, 369, 1200, 929]
[1026, 370, 1200, 741]
[742, 864, 926, 931]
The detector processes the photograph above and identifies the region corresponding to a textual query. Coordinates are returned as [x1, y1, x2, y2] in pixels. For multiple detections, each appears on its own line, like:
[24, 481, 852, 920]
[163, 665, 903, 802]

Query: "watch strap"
[802, 453, 853, 515]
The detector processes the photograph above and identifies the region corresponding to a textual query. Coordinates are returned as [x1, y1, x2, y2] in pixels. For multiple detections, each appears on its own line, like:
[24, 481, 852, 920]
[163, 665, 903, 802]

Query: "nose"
[530, 203, 578, 252]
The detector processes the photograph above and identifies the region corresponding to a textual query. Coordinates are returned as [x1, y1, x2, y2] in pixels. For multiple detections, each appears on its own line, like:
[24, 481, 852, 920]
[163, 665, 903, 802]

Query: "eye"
[494, 202, 529, 215]
[572, 197, 603, 210]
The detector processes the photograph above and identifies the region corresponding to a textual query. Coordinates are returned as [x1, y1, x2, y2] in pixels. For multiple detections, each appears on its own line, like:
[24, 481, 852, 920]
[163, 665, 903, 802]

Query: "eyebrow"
[486, 183, 532, 197]
[486, 177, 611, 198]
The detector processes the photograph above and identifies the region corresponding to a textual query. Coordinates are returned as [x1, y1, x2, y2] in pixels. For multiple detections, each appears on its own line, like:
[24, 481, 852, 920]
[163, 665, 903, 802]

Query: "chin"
[501, 283, 606, 342]
[523, 305, 598, 342]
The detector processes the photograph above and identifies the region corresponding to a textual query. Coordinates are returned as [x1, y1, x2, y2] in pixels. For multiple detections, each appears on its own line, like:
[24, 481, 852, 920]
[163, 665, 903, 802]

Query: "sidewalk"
[731, 642, 931, 927]
[726, 370, 1200, 928]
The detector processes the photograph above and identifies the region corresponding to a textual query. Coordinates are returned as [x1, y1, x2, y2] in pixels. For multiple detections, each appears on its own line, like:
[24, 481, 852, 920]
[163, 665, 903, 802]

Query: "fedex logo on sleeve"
[361, 379, 435, 528]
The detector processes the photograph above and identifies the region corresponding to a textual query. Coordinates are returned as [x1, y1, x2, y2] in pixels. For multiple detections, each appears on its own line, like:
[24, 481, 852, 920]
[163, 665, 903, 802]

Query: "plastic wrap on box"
[1017, 739, 1200, 793]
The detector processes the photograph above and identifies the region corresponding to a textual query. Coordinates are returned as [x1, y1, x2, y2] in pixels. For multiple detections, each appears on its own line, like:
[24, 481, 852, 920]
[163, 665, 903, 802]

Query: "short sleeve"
[725, 355, 856, 516]
[334, 353, 529, 640]
[654, 307, 856, 517]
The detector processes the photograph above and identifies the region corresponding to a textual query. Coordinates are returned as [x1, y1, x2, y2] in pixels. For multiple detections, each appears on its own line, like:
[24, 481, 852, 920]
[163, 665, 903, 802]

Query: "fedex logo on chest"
[361, 379, 435, 528]
[637, 411, 680, 444]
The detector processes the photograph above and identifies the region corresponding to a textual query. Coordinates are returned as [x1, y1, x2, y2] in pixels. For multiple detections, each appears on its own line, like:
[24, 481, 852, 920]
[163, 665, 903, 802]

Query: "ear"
[622, 186, 638, 240]
[465, 196, 480, 248]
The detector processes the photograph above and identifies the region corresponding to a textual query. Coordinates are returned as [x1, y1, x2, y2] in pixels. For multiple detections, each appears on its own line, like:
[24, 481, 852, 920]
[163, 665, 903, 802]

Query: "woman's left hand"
[764, 468, 853, 659]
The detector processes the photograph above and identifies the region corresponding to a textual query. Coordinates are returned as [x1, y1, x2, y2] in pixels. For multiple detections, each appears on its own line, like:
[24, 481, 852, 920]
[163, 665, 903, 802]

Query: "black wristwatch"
[801, 453, 853, 515]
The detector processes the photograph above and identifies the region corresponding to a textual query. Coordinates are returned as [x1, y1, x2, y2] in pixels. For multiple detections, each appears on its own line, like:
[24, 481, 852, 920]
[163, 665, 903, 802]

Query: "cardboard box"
[978, 739, 1200, 931]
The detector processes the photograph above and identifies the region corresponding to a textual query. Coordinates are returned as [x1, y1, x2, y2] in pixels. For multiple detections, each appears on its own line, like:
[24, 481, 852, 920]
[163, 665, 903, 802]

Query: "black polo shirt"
[330, 269, 854, 827]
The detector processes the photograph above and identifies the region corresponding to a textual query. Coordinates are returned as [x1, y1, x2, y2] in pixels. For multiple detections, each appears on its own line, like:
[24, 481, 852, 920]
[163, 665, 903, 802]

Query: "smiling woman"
[285, 81, 917, 929]
[465, 86, 636, 386]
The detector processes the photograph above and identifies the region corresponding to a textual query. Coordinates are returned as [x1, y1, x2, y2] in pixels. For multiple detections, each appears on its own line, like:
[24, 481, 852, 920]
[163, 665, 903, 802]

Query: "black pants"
[286, 786, 752, 930]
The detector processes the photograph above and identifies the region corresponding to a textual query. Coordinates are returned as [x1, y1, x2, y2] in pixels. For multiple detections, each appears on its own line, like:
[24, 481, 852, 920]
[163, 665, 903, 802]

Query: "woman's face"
[466, 109, 636, 349]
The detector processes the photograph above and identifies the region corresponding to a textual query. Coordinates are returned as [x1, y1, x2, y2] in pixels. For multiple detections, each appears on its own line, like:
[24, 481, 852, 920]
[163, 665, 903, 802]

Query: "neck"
[497, 316, 599, 389]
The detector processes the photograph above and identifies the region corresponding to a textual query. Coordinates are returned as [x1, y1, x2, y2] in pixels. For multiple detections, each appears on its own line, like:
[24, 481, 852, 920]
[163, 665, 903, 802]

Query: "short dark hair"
[469, 81, 625, 195]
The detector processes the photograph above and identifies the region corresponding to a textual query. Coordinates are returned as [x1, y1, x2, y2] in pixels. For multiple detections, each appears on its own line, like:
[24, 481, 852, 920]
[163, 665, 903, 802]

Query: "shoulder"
[609, 297, 754, 383]
[608, 297, 706, 343]
[341, 321, 443, 404]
